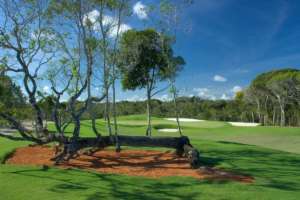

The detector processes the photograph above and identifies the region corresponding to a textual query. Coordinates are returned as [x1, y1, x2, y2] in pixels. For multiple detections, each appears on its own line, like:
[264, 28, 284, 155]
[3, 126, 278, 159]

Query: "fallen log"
[55, 135, 200, 168]
[183, 144, 200, 168]
[73, 135, 189, 149]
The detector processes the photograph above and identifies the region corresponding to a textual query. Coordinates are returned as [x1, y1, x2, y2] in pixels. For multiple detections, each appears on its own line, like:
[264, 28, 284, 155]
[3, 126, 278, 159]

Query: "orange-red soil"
[6, 146, 253, 183]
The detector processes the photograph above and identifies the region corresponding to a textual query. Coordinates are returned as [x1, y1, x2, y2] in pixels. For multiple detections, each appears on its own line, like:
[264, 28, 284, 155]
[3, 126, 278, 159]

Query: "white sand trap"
[165, 118, 204, 122]
[158, 128, 179, 132]
[228, 122, 260, 127]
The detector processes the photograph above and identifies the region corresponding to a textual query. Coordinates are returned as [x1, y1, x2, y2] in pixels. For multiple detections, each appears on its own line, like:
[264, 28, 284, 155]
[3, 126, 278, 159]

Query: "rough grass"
[1, 114, 300, 199]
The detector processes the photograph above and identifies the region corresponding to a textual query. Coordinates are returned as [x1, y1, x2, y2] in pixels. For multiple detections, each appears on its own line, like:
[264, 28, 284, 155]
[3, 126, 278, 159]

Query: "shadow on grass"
[196, 141, 300, 191]
[7, 168, 201, 200]
[199, 156, 223, 167]
[217, 141, 256, 147]
[4, 139, 300, 199]
[153, 124, 179, 130]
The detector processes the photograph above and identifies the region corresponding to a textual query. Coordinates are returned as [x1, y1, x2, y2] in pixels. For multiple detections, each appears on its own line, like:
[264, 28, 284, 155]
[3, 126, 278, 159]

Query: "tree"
[47, 61, 73, 136]
[95, 0, 130, 149]
[164, 39, 185, 135]
[0, 73, 26, 122]
[0, 0, 55, 138]
[109, 0, 130, 151]
[266, 71, 300, 126]
[0, 0, 200, 166]
[246, 68, 300, 126]
[47, 0, 108, 155]
[158, 0, 192, 135]
[119, 29, 176, 136]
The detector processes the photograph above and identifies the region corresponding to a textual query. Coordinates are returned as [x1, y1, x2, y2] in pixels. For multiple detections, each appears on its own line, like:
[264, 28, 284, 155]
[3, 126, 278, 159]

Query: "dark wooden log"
[183, 144, 200, 168]
[53, 135, 200, 168]
[71, 136, 193, 153]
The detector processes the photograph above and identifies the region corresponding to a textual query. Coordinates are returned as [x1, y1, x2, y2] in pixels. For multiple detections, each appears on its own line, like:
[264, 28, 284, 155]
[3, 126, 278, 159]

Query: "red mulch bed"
[6, 145, 254, 183]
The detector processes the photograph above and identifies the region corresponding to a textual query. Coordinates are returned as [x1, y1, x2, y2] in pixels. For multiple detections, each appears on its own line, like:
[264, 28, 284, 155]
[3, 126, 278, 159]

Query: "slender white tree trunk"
[146, 84, 152, 137]
[171, 83, 182, 136]
[256, 98, 261, 123]
[104, 87, 113, 136]
[112, 69, 120, 150]
[272, 108, 276, 126]
[280, 105, 285, 127]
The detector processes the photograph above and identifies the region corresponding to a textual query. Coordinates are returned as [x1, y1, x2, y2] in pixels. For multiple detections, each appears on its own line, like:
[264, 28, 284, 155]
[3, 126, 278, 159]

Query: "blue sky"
[115, 0, 300, 101]
[2, 0, 300, 101]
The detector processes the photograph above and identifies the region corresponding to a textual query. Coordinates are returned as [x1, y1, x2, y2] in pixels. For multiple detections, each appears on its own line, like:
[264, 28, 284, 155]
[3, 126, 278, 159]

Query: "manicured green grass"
[55, 115, 300, 154]
[0, 138, 29, 163]
[1, 114, 300, 199]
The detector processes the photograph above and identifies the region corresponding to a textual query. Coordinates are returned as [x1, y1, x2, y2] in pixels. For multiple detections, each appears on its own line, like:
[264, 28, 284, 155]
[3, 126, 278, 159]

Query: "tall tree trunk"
[32, 101, 45, 136]
[102, 42, 112, 137]
[99, 2, 112, 137]
[23, 74, 44, 136]
[146, 84, 152, 137]
[112, 68, 120, 150]
[279, 105, 285, 127]
[171, 84, 182, 136]
[110, 0, 124, 151]
[104, 87, 113, 136]
[276, 95, 285, 127]
[52, 106, 62, 135]
[263, 95, 269, 126]
[272, 108, 276, 126]
[255, 98, 261, 123]
[73, 117, 81, 140]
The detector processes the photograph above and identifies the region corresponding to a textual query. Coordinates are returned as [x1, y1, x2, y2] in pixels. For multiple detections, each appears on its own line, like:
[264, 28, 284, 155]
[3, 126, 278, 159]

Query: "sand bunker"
[165, 118, 204, 122]
[228, 122, 260, 127]
[6, 146, 253, 183]
[0, 128, 16, 135]
[158, 129, 179, 132]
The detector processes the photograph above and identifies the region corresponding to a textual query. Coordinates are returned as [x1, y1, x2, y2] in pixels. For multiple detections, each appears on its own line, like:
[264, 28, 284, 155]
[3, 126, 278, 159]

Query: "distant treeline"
[79, 95, 299, 127]
[82, 97, 259, 121]
[7, 94, 299, 127]
[82, 69, 300, 127]
[1, 69, 300, 127]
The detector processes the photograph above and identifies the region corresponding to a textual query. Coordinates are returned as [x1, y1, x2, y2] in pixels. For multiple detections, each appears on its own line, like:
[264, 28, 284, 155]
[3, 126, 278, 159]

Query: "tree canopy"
[0, 74, 25, 112]
[118, 29, 171, 90]
[246, 68, 300, 126]
[118, 28, 184, 136]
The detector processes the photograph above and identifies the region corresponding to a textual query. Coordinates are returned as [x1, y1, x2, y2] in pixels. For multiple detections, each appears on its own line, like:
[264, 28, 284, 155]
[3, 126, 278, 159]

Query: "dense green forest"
[90, 68, 300, 127]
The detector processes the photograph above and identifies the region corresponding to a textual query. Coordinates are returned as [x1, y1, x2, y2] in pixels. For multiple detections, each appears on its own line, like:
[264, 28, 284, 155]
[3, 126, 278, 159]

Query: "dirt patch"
[6, 146, 253, 183]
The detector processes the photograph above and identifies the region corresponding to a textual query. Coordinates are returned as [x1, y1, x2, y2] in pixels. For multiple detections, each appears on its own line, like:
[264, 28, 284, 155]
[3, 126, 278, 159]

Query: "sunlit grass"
[1, 114, 300, 199]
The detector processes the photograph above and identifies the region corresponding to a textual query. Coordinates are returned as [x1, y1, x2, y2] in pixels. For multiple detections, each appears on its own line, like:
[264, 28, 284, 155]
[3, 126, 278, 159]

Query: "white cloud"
[108, 24, 132, 38]
[210, 95, 216, 100]
[231, 85, 242, 93]
[220, 93, 230, 100]
[102, 15, 114, 26]
[193, 88, 209, 96]
[83, 10, 99, 25]
[83, 10, 131, 38]
[193, 88, 216, 100]
[126, 95, 146, 102]
[43, 86, 51, 94]
[213, 75, 227, 82]
[157, 94, 171, 101]
[133, 1, 148, 19]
